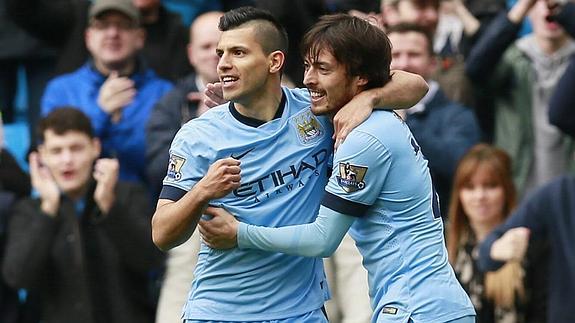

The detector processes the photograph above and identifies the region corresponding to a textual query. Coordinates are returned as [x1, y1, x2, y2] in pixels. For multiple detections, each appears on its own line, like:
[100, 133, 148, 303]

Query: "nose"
[61, 149, 74, 164]
[217, 52, 231, 73]
[303, 67, 317, 88]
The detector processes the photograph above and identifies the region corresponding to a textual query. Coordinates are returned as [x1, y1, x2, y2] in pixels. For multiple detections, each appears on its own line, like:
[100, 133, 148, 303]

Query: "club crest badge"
[337, 162, 368, 193]
[167, 154, 186, 181]
[291, 109, 324, 144]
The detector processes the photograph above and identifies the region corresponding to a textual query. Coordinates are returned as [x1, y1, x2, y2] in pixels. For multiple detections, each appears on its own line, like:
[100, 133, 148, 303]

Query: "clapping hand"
[29, 152, 60, 216]
[98, 71, 136, 123]
[93, 158, 119, 214]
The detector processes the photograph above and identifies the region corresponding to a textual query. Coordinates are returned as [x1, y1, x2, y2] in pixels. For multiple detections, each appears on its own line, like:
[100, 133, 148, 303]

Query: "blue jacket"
[41, 62, 173, 183]
[405, 88, 481, 217]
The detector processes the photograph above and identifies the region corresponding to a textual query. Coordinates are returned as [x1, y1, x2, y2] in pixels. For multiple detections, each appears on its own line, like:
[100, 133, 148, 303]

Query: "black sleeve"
[465, 11, 522, 84]
[554, 2, 575, 39]
[549, 55, 575, 137]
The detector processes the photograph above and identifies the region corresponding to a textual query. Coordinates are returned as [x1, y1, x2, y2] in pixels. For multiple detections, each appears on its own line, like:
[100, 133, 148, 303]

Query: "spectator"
[7, 0, 190, 82]
[41, 0, 173, 184]
[1, 108, 164, 323]
[388, 23, 481, 217]
[447, 144, 547, 322]
[380, 0, 478, 126]
[465, 0, 575, 196]
[146, 11, 222, 323]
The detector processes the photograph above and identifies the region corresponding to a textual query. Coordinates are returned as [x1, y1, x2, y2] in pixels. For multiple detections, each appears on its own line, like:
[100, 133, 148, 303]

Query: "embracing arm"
[332, 70, 427, 146]
[201, 206, 355, 257]
[151, 158, 241, 251]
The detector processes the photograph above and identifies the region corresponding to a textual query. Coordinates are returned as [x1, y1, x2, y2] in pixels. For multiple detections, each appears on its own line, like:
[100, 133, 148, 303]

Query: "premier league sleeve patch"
[337, 162, 368, 193]
[166, 154, 186, 181]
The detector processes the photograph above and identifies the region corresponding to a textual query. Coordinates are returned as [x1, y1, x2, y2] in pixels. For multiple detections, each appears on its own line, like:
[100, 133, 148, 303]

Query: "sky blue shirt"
[239, 110, 475, 323]
[160, 87, 332, 321]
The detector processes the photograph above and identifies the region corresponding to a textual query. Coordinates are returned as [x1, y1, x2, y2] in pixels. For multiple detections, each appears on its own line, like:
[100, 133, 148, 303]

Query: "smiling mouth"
[309, 90, 325, 103]
[221, 76, 239, 86]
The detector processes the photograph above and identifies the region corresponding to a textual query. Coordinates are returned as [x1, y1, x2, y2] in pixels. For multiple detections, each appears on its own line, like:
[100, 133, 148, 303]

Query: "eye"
[303, 62, 310, 71]
[215, 49, 223, 57]
[233, 49, 244, 56]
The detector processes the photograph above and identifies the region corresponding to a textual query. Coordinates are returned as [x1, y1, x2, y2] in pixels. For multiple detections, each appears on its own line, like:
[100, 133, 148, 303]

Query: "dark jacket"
[6, 0, 191, 81]
[479, 175, 575, 323]
[405, 88, 481, 217]
[2, 181, 165, 323]
[549, 2, 575, 138]
[146, 73, 200, 197]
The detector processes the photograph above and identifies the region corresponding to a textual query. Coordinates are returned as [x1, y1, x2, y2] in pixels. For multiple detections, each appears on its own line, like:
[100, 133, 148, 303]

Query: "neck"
[469, 221, 499, 242]
[535, 34, 568, 55]
[66, 184, 89, 202]
[95, 59, 136, 77]
[234, 81, 283, 122]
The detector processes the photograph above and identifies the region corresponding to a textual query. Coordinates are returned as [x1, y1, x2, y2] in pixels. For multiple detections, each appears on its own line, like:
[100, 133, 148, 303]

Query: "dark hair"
[218, 6, 288, 55]
[38, 107, 95, 142]
[302, 14, 392, 90]
[386, 23, 434, 57]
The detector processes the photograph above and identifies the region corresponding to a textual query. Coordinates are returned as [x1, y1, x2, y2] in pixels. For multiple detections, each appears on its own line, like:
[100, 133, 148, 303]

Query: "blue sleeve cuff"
[237, 222, 250, 249]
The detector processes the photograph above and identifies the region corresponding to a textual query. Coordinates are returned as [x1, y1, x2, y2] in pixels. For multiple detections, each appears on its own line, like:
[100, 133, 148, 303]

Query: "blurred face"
[529, 0, 567, 41]
[86, 11, 144, 70]
[303, 49, 364, 117]
[39, 130, 101, 197]
[389, 31, 435, 79]
[216, 26, 272, 105]
[459, 165, 505, 229]
[383, 0, 439, 34]
[188, 13, 222, 84]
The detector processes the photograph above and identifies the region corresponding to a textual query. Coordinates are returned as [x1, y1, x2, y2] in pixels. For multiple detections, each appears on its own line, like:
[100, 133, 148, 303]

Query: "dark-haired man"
[151, 6, 428, 323]
[2, 108, 164, 323]
[199, 13, 475, 323]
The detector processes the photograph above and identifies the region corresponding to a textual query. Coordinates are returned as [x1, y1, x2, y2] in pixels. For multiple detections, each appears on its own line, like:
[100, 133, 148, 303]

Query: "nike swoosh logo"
[230, 147, 255, 160]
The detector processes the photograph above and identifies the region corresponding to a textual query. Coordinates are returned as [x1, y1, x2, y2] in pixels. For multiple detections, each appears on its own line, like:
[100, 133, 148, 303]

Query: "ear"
[268, 50, 285, 74]
[186, 42, 195, 66]
[356, 76, 369, 88]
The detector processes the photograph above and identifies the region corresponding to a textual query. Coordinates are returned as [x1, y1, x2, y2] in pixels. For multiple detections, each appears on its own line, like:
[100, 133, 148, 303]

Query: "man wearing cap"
[40, 0, 173, 185]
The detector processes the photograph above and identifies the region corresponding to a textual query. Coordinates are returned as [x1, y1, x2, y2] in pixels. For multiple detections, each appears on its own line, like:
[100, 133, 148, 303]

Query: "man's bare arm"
[333, 70, 428, 148]
[151, 158, 241, 251]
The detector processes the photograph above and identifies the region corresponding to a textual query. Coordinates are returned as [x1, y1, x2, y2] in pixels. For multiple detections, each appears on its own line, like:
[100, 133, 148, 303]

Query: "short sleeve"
[322, 130, 390, 217]
[160, 126, 210, 200]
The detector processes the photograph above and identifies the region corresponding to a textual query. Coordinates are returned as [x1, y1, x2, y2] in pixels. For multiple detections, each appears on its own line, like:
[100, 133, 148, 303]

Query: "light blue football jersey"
[161, 87, 333, 321]
[322, 110, 475, 323]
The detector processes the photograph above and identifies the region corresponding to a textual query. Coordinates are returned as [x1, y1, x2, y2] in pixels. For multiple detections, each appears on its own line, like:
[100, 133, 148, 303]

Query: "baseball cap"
[89, 0, 140, 25]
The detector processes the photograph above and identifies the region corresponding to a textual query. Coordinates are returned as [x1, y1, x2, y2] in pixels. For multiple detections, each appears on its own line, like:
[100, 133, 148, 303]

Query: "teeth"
[222, 76, 238, 83]
[310, 91, 324, 98]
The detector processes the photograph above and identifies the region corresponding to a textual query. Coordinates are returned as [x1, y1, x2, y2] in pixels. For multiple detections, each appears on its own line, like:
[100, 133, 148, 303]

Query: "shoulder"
[284, 87, 311, 110]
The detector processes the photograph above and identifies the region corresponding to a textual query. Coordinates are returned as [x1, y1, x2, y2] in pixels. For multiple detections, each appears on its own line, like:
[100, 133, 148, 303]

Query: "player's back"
[337, 110, 474, 322]
[166, 88, 333, 321]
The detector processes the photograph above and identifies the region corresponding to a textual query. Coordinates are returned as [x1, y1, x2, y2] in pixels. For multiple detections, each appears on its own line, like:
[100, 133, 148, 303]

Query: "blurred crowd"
[1, 0, 574, 322]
